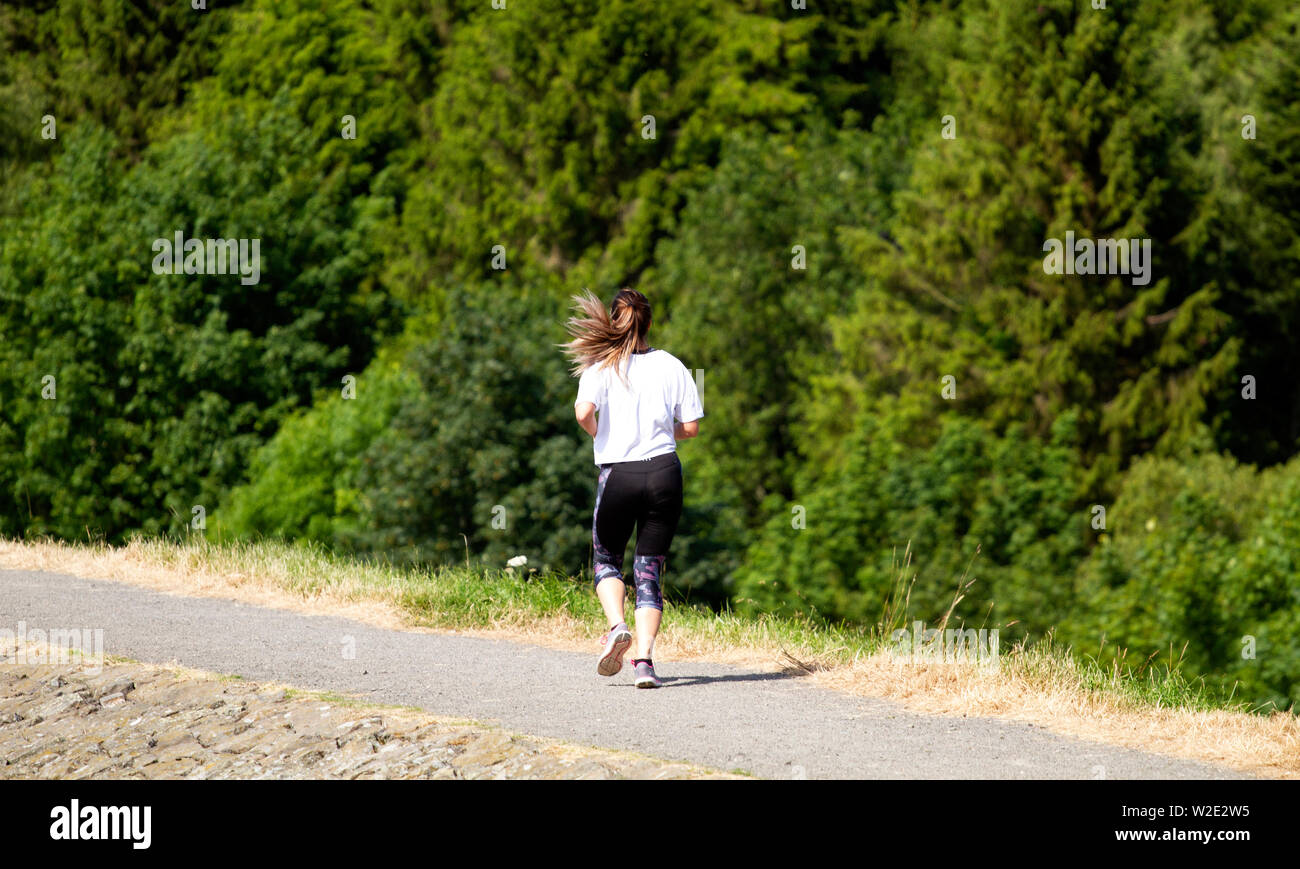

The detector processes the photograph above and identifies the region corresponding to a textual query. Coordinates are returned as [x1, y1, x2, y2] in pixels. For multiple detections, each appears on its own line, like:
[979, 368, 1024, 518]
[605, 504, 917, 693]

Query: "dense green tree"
[0, 0, 239, 160]
[0, 105, 398, 537]
[398, 0, 896, 297]
[814, 0, 1300, 496]
[638, 122, 897, 598]
[212, 358, 417, 547]
[350, 285, 593, 571]
[733, 400, 1086, 636]
[1068, 452, 1300, 709]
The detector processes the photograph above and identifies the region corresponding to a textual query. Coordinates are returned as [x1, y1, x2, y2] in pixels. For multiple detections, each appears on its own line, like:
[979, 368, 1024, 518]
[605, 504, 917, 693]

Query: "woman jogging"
[562, 288, 703, 688]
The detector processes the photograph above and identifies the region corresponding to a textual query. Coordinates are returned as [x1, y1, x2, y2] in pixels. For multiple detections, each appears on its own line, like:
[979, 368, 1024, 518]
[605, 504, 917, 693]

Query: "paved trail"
[0, 569, 1246, 779]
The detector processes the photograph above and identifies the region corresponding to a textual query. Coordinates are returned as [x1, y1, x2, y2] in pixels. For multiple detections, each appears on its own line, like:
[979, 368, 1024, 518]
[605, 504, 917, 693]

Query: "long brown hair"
[561, 288, 652, 383]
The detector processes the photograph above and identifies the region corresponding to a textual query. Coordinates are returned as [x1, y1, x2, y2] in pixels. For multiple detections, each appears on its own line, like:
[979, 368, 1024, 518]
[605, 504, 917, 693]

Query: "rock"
[152, 729, 199, 751]
[450, 730, 516, 769]
[101, 678, 135, 699]
[0, 656, 741, 781]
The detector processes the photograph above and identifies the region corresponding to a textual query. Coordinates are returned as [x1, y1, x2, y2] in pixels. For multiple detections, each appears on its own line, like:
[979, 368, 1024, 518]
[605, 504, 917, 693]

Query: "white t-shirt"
[575, 348, 703, 465]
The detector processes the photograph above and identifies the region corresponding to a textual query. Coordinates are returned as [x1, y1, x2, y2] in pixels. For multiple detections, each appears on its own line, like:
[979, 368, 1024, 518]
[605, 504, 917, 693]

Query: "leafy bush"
[350, 286, 593, 572]
[213, 359, 417, 547]
[732, 401, 1086, 635]
[1068, 453, 1300, 709]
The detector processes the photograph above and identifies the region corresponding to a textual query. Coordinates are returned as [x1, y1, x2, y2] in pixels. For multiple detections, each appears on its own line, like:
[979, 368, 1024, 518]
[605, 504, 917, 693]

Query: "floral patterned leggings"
[591, 451, 683, 611]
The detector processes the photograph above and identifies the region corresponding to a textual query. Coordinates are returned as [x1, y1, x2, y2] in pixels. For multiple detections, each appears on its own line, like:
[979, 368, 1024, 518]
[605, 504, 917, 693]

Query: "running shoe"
[632, 658, 663, 689]
[597, 623, 632, 676]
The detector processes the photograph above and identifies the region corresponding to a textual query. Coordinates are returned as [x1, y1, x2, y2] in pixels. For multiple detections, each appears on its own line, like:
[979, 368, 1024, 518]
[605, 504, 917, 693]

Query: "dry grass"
[2, 536, 1296, 778]
[809, 653, 1300, 779]
[0, 536, 414, 629]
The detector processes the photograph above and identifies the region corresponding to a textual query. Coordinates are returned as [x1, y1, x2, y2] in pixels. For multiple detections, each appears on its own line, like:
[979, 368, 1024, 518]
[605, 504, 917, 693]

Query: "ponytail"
[561, 288, 652, 383]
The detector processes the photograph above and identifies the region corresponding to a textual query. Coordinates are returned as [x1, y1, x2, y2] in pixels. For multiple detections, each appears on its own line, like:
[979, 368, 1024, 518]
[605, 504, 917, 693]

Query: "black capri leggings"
[591, 451, 683, 611]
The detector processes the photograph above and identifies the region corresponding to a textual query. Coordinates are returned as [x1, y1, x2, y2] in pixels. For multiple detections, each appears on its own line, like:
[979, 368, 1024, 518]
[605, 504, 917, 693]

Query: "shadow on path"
[653, 671, 803, 688]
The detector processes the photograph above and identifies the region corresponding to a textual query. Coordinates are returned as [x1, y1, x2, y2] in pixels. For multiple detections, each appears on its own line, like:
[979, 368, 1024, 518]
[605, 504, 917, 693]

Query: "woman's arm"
[575, 401, 598, 438]
[674, 420, 699, 440]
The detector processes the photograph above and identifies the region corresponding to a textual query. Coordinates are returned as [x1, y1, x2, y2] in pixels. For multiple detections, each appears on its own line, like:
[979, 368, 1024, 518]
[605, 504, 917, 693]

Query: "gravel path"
[0, 569, 1247, 779]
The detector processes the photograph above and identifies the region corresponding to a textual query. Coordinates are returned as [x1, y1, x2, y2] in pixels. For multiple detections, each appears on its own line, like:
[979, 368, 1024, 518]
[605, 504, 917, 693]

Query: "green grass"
[281, 687, 426, 714]
[23, 533, 1261, 717]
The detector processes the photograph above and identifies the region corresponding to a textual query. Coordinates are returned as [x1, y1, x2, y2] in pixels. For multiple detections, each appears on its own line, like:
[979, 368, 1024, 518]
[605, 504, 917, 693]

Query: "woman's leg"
[632, 596, 661, 659]
[593, 465, 639, 676]
[592, 464, 637, 625]
[596, 576, 627, 629]
[630, 457, 684, 660]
